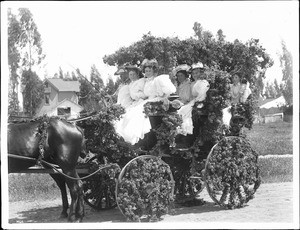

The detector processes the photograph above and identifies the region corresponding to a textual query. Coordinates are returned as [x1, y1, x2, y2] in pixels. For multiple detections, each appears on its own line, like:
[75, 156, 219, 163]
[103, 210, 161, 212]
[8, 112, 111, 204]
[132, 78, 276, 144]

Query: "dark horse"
[8, 117, 86, 222]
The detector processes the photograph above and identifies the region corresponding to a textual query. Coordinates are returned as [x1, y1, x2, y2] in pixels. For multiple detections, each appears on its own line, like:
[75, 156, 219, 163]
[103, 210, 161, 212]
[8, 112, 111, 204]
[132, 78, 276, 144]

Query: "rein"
[8, 153, 120, 181]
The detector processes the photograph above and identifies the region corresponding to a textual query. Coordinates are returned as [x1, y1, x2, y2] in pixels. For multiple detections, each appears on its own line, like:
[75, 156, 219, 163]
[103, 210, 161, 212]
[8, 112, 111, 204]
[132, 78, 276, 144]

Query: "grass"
[8, 121, 293, 202]
[258, 155, 293, 183]
[244, 121, 293, 156]
[8, 174, 62, 202]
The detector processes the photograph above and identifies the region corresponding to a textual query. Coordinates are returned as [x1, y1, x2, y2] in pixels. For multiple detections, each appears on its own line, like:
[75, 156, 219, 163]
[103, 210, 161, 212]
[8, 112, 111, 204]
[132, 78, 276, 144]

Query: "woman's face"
[191, 68, 204, 80]
[176, 72, 187, 84]
[232, 75, 240, 84]
[144, 67, 154, 78]
[128, 70, 139, 82]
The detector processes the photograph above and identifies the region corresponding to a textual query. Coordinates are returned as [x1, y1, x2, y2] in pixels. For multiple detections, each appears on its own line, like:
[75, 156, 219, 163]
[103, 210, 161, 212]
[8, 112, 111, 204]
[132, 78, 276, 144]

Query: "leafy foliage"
[77, 103, 137, 165]
[144, 101, 183, 153]
[8, 9, 22, 115]
[192, 67, 231, 145]
[279, 40, 293, 105]
[116, 156, 174, 222]
[7, 8, 45, 116]
[230, 95, 257, 133]
[205, 136, 261, 209]
[21, 69, 44, 116]
[103, 24, 273, 97]
[17, 8, 45, 69]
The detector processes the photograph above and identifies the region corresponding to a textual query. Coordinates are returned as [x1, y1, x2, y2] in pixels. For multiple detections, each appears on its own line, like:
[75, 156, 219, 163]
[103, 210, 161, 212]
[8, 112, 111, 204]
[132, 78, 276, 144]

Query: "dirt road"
[7, 182, 294, 226]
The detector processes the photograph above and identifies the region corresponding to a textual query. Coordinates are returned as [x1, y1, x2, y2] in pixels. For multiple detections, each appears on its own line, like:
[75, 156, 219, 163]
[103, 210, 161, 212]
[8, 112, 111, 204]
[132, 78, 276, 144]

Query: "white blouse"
[117, 84, 132, 108]
[144, 74, 176, 99]
[129, 78, 146, 101]
[191, 79, 210, 102]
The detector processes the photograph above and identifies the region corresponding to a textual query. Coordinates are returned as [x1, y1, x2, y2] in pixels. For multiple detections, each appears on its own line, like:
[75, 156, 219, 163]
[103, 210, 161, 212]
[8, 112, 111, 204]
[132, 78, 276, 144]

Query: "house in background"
[255, 96, 287, 123]
[36, 78, 83, 119]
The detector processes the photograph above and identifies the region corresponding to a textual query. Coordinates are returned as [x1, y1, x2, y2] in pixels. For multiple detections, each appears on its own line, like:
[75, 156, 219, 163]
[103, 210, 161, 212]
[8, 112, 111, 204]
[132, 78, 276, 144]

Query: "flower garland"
[229, 95, 257, 135]
[77, 103, 138, 165]
[205, 136, 261, 209]
[143, 101, 183, 155]
[116, 157, 174, 222]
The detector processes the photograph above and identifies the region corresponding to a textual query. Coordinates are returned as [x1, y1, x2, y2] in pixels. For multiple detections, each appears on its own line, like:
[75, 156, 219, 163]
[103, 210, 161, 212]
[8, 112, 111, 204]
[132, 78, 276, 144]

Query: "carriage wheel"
[204, 136, 261, 209]
[82, 161, 120, 211]
[116, 155, 175, 222]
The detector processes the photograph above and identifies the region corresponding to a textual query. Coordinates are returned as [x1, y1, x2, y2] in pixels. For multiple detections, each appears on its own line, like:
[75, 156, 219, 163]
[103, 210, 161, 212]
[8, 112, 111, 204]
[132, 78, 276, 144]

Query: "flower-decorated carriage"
[76, 68, 261, 222]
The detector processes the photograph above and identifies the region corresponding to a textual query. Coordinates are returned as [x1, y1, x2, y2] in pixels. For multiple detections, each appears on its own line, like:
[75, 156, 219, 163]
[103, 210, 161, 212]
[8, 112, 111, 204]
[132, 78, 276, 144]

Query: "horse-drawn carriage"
[8, 74, 261, 222]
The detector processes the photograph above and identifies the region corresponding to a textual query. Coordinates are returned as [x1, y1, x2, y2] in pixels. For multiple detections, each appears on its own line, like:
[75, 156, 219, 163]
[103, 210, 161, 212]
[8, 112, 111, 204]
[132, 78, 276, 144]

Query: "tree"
[58, 66, 64, 79]
[8, 8, 22, 115]
[279, 40, 293, 105]
[273, 79, 282, 98]
[90, 64, 104, 92]
[264, 81, 276, 98]
[7, 8, 46, 116]
[18, 8, 45, 70]
[21, 69, 44, 116]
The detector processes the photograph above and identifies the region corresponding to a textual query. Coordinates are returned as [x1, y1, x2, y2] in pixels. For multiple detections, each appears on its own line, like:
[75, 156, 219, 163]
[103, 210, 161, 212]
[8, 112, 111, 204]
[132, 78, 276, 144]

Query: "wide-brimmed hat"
[125, 65, 141, 72]
[174, 64, 191, 77]
[125, 65, 144, 78]
[141, 58, 159, 71]
[190, 62, 204, 71]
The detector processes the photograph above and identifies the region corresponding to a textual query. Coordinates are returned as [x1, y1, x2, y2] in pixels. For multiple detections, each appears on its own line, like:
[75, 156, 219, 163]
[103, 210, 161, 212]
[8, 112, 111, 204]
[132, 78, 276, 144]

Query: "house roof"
[257, 98, 275, 107]
[37, 98, 83, 116]
[259, 96, 286, 109]
[46, 78, 80, 92]
[54, 98, 83, 110]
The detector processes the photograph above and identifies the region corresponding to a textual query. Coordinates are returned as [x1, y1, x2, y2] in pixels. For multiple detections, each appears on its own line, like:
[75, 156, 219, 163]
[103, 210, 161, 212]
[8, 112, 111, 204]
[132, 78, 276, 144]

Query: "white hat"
[174, 64, 191, 76]
[141, 58, 159, 70]
[191, 62, 204, 71]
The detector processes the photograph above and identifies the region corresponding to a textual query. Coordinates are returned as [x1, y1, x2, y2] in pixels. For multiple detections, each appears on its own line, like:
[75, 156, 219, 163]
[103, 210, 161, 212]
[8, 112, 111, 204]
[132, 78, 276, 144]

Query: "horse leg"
[64, 169, 85, 222]
[50, 174, 69, 218]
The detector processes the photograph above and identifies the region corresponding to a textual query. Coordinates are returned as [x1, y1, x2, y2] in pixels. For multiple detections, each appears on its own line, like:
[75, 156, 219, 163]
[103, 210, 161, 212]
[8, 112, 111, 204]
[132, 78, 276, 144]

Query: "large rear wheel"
[116, 155, 174, 222]
[204, 136, 261, 209]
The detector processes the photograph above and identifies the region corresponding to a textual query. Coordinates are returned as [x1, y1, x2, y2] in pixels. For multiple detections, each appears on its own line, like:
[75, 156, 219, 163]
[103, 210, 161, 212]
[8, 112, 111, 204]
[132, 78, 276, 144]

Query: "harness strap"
[8, 153, 120, 181]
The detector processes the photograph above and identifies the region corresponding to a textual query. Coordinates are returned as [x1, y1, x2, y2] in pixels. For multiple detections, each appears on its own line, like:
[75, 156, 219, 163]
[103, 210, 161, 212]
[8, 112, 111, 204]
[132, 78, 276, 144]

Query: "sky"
[2, 1, 299, 84]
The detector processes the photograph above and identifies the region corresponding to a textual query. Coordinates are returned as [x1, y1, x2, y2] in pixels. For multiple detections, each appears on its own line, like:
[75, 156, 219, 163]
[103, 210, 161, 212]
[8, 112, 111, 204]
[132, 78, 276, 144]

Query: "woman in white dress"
[115, 66, 146, 137]
[177, 62, 210, 135]
[116, 59, 176, 145]
[222, 76, 252, 127]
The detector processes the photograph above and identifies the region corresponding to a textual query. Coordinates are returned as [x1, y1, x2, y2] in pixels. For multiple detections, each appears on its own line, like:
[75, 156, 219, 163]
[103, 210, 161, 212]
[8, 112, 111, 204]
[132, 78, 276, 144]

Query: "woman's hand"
[171, 99, 184, 109]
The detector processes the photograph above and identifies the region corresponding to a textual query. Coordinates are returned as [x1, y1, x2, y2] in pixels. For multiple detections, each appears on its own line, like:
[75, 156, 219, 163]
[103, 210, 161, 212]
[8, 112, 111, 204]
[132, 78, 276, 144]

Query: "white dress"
[114, 78, 146, 138]
[116, 74, 176, 145]
[177, 80, 210, 135]
[117, 84, 132, 108]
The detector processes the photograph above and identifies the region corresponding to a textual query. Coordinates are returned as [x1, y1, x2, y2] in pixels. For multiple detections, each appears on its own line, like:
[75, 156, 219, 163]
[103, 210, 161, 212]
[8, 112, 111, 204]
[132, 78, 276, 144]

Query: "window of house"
[57, 107, 71, 116]
[45, 94, 50, 105]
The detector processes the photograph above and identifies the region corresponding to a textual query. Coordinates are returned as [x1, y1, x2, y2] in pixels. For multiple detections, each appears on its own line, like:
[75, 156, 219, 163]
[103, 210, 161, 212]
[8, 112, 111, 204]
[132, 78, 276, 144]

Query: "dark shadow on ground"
[9, 200, 240, 223]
